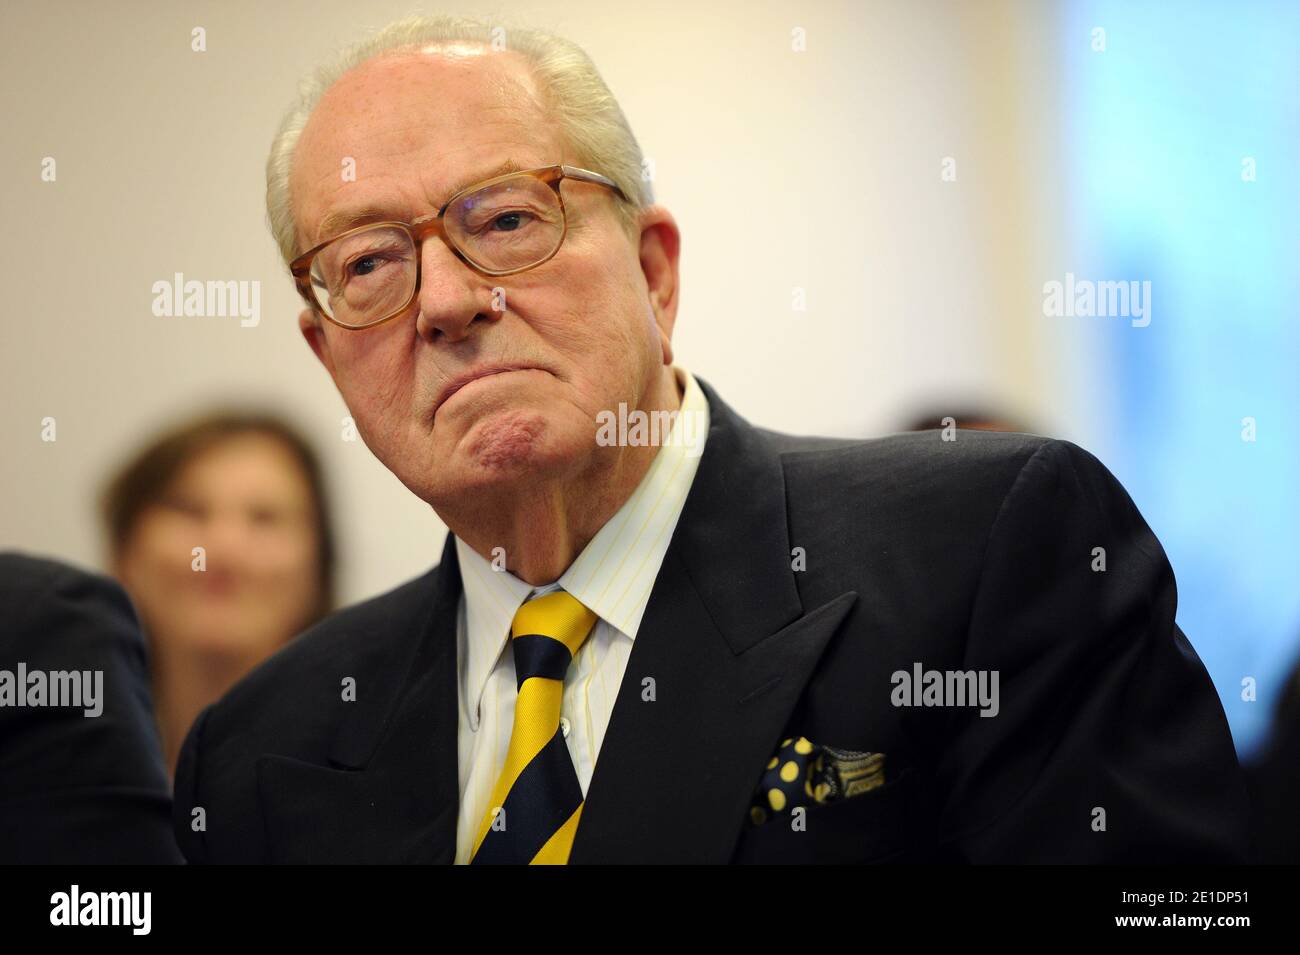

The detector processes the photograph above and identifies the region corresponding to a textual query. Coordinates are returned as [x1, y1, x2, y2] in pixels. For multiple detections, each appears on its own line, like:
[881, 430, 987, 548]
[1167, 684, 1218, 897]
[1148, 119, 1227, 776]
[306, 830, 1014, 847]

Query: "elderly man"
[172, 14, 1246, 864]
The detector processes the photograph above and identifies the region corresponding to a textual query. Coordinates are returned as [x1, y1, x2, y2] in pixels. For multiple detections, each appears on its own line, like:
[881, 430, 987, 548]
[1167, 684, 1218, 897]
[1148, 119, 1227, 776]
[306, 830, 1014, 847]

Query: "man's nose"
[413, 234, 496, 343]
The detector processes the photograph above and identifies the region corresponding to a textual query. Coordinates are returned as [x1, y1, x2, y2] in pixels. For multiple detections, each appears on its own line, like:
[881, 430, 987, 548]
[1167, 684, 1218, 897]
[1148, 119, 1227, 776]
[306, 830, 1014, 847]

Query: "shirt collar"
[456, 365, 710, 730]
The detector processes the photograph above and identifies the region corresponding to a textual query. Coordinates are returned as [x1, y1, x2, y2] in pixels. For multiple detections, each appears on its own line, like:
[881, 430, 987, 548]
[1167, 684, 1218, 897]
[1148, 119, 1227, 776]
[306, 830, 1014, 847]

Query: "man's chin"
[460, 407, 552, 470]
[421, 412, 586, 496]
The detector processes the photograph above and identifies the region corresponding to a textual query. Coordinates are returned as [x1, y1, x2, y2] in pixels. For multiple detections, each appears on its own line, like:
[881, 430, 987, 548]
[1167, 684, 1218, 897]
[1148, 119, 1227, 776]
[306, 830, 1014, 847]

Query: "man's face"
[291, 49, 675, 508]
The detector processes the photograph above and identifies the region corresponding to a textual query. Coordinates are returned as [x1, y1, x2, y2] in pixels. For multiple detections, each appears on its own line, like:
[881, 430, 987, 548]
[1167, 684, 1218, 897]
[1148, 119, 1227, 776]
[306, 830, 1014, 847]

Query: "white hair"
[265, 13, 653, 268]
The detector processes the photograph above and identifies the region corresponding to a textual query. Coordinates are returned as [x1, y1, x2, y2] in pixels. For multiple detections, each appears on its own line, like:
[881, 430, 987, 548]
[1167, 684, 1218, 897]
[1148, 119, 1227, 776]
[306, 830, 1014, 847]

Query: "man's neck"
[444, 368, 683, 585]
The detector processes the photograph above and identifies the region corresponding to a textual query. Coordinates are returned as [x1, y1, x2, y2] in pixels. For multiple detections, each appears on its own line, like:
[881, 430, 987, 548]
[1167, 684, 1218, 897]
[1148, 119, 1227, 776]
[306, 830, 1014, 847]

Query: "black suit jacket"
[172, 378, 1246, 863]
[0, 552, 182, 864]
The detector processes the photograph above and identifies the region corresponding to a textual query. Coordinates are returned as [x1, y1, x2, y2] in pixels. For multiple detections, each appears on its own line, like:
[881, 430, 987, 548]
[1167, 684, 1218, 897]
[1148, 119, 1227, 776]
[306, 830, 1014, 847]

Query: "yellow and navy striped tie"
[469, 590, 597, 864]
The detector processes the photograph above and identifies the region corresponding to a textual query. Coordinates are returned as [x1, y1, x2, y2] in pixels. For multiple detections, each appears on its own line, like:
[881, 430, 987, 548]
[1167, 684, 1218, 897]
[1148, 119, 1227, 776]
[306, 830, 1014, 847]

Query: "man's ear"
[636, 205, 681, 366]
[298, 307, 335, 375]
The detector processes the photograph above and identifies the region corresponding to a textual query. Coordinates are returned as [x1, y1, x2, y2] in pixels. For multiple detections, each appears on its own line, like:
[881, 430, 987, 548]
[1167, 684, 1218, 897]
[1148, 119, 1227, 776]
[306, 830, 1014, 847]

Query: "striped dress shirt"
[452, 365, 710, 864]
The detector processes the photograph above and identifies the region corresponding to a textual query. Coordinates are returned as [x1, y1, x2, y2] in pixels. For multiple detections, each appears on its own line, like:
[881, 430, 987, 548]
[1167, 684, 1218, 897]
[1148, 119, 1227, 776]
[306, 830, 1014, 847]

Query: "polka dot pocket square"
[748, 737, 885, 827]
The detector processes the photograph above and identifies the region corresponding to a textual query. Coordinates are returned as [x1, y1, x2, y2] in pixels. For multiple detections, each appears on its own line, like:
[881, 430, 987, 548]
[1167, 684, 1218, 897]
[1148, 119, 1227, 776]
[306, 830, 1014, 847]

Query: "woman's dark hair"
[99, 409, 337, 629]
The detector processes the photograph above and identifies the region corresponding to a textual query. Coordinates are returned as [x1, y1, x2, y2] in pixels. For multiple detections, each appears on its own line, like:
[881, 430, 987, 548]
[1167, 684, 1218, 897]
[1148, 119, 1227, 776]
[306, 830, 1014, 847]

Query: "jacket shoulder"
[172, 560, 446, 861]
[207, 562, 442, 726]
[768, 426, 1062, 501]
[769, 430, 1123, 612]
[185, 561, 444, 785]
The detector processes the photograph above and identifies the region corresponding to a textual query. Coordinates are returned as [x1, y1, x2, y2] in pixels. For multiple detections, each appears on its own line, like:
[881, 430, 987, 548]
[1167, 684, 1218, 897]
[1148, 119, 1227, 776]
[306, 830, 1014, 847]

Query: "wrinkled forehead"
[290, 48, 558, 250]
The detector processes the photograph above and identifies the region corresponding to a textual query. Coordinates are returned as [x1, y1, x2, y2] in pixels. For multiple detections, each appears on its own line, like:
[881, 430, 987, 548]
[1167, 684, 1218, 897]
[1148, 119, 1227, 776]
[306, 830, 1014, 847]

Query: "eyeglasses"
[290, 164, 628, 330]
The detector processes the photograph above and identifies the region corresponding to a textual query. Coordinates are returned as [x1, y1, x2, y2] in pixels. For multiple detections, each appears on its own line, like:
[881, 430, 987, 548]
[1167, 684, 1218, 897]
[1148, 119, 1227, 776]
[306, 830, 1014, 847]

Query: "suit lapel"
[569, 378, 858, 863]
[568, 553, 856, 863]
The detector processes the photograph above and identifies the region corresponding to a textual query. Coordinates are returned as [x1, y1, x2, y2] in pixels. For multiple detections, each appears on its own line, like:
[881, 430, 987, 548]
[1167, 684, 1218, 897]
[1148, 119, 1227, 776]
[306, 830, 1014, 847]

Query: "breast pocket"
[732, 767, 920, 864]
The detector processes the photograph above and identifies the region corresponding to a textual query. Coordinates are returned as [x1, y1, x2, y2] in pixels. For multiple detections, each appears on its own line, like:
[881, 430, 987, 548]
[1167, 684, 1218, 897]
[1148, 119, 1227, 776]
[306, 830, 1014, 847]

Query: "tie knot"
[510, 590, 597, 685]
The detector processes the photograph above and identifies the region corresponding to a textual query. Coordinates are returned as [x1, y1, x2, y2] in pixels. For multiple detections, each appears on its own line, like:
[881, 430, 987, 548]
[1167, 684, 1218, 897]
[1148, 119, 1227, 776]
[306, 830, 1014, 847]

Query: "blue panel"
[1062, 0, 1300, 756]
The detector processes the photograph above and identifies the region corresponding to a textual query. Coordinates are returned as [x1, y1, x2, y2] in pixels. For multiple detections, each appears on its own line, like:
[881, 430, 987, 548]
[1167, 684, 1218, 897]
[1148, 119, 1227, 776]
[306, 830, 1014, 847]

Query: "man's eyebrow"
[311, 159, 528, 245]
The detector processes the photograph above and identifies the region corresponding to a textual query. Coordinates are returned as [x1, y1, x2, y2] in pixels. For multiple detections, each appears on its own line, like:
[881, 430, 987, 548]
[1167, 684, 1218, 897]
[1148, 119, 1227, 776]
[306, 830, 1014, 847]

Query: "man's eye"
[488, 211, 533, 232]
[349, 254, 388, 277]
[339, 242, 411, 281]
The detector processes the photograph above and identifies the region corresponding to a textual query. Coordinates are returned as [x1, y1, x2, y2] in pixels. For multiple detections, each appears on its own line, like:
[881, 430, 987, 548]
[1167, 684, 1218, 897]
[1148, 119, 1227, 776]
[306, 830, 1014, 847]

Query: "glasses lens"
[309, 225, 416, 327]
[446, 174, 564, 273]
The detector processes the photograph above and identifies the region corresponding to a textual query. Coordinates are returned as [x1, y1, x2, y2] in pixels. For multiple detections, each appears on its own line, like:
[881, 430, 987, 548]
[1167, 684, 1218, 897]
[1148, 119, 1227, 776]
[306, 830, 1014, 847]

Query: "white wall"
[1, 0, 1074, 604]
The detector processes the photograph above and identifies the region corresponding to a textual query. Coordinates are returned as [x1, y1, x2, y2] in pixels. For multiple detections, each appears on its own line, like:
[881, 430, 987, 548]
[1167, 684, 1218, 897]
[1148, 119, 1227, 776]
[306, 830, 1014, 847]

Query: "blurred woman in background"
[100, 411, 336, 778]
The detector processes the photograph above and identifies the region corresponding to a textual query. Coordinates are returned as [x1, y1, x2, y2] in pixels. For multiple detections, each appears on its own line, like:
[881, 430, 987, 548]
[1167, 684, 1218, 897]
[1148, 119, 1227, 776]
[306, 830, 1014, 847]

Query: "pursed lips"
[432, 364, 544, 418]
